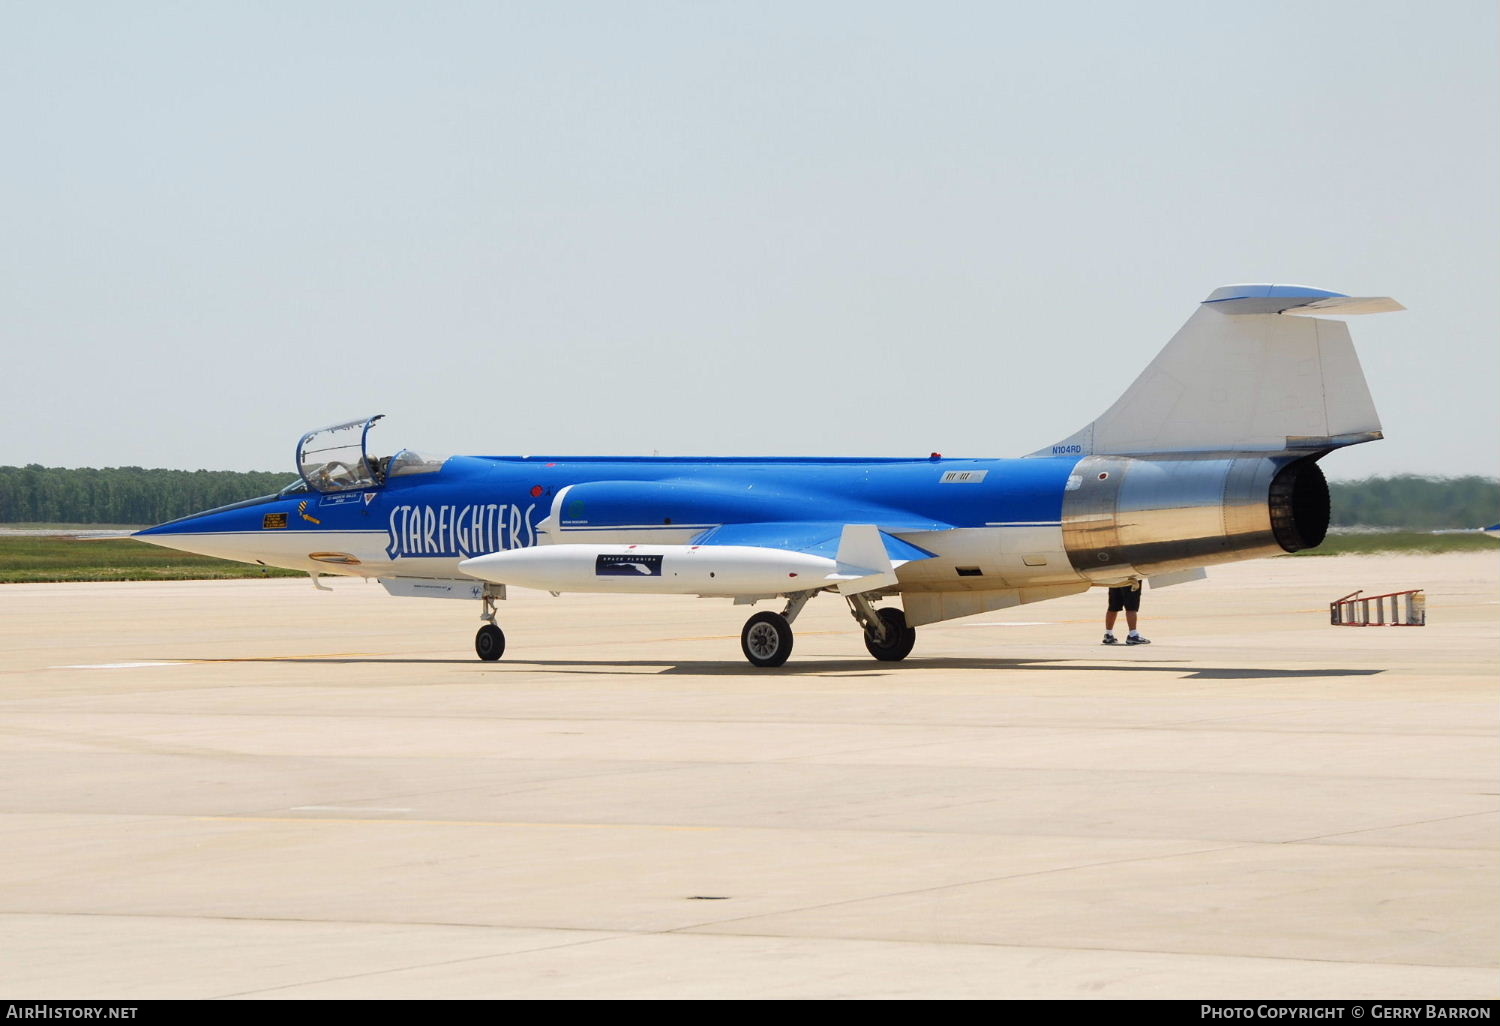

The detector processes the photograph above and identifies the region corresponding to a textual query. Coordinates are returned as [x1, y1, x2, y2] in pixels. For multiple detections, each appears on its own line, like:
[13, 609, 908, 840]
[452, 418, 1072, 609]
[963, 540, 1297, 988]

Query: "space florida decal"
[386, 503, 538, 559]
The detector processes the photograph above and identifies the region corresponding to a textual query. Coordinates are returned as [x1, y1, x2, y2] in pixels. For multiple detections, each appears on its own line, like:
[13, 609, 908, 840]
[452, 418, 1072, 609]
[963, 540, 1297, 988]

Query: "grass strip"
[1286, 532, 1496, 557]
[0, 536, 303, 583]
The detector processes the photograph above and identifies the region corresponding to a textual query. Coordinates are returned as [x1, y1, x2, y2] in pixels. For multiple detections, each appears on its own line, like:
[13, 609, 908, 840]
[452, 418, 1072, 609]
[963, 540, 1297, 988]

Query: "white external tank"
[459, 543, 836, 596]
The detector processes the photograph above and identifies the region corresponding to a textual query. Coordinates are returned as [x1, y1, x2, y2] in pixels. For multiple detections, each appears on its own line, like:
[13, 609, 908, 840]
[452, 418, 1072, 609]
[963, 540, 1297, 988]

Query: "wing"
[692, 521, 937, 595]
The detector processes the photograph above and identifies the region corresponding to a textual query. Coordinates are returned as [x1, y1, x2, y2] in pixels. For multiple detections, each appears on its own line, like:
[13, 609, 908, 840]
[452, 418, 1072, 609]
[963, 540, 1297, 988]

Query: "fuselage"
[136, 455, 1073, 589]
[134, 448, 1329, 597]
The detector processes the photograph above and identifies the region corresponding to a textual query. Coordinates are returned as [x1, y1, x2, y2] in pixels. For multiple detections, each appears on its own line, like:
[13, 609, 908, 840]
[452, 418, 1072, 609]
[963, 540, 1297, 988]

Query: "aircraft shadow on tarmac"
[547, 658, 1386, 679]
[156, 655, 1386, 679]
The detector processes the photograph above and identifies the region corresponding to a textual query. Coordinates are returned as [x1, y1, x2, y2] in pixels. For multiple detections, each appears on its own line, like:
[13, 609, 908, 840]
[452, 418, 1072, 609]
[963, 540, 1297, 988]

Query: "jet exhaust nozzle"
[1060, 454, 1330, 582]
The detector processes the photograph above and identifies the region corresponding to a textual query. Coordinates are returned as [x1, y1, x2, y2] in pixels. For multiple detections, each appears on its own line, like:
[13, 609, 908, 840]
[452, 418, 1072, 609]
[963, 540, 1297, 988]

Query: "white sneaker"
[1126, 634, 1151, 645]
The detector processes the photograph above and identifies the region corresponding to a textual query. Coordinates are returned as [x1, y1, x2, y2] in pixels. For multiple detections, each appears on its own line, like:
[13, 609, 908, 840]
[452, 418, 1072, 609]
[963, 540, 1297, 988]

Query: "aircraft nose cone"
[132, 519, 200, 548]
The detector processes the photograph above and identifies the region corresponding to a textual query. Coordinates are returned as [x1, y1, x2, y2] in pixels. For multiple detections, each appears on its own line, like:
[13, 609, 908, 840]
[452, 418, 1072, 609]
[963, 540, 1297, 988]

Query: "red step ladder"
[1330, 589, 1426, 627]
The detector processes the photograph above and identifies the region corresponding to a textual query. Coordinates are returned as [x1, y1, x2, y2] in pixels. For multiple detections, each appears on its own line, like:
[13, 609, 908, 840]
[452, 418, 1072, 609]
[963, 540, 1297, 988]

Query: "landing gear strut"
[847, 593, 916, 662]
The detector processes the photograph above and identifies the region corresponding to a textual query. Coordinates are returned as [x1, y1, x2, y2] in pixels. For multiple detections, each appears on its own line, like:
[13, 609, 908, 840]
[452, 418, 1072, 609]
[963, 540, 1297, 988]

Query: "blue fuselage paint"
[135, 454, 1082, 573]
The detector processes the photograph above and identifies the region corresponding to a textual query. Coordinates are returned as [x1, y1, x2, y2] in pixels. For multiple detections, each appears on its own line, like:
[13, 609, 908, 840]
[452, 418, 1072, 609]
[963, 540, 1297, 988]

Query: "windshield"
[297, 415, 384, 493]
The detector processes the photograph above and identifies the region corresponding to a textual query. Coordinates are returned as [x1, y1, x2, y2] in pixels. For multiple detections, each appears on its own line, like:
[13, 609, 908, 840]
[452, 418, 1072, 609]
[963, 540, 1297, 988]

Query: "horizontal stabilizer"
[1203, 284, 1404, 317]
[1281, 296, 1405, 317]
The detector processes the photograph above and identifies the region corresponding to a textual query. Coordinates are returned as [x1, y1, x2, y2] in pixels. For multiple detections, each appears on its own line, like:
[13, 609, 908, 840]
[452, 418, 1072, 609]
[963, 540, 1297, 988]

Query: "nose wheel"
[475, 623, 506, 661]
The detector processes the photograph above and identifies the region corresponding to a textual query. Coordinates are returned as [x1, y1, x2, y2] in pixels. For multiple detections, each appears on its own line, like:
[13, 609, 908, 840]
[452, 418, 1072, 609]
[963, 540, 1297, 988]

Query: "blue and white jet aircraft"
[136, 284, 1402, 666]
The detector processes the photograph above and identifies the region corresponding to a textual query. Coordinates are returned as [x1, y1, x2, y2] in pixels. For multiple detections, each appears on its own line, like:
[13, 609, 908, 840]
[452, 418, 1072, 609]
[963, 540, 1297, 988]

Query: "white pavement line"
[50, 661, 187, 669]
[958, 621, 1054, 627]
[291, 806, 414, 813]
[218, 932, 629, 1000]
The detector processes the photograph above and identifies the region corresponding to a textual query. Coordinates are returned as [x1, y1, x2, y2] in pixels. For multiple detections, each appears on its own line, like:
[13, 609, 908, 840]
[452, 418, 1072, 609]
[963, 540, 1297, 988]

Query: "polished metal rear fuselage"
[1060, 453, 1326, 584]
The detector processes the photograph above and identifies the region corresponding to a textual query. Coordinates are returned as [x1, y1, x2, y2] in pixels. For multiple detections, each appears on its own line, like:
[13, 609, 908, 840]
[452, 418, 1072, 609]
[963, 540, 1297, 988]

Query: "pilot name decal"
[596, 554, 663, 577]
[385, 503, 538, 559]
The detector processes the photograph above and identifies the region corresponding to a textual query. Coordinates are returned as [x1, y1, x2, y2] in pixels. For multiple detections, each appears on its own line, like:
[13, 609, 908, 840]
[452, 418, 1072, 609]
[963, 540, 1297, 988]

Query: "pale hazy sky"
[2, 1, 1496, 480]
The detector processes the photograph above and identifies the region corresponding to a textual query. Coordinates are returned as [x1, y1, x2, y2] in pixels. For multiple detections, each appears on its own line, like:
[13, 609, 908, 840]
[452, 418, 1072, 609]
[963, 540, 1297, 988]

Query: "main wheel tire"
[475, 623, 506, 661]
[741, 611, 793, 667]
[864, 606, 916, 661]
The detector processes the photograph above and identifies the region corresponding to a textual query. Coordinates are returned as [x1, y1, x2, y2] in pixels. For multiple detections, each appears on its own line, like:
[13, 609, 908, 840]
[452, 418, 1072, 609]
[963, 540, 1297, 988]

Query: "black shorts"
[1107, 585, 1141, 613]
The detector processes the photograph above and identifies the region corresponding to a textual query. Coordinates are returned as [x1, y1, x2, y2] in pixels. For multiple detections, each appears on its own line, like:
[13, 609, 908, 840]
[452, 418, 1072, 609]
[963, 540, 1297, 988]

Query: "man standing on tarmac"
[1103, 581, 1151, 646]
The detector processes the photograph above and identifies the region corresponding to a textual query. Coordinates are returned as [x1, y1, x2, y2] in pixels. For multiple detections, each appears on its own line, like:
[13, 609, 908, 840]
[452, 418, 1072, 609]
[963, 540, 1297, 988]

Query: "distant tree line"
[1328, 475, 1499, 530]
[0, 466, 1496, 530]
[0, 466, 293, 525]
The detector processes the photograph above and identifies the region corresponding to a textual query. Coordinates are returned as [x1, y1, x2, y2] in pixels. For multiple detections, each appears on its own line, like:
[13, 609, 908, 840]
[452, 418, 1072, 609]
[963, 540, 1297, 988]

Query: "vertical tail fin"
[1031, 285, 1403, 458]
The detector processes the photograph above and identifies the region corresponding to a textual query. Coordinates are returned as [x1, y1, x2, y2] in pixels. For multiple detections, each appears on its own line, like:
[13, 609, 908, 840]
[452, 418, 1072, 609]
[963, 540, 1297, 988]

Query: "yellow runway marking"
[196, 815, 716, 832]
[172, 653, 392, 662]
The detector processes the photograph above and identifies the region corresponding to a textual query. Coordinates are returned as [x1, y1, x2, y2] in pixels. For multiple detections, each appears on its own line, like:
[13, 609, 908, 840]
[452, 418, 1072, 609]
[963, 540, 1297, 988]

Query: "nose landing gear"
[474, 586, 507, 662]
[475, 623, 506, 661]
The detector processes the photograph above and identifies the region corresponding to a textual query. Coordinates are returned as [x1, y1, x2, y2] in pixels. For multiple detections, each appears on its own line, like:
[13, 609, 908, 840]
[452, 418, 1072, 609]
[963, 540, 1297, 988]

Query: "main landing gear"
[735, 591, 917, 668]
[847, 592, 916, 662]
[862, 606, 917, 661]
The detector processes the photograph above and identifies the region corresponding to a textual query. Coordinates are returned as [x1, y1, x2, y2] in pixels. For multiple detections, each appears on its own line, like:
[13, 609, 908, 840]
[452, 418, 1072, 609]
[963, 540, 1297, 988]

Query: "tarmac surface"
[1, 552, 1496, 999]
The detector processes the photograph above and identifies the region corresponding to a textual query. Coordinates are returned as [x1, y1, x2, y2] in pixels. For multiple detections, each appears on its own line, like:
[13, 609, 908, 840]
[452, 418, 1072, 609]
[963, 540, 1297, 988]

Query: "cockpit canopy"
[294, 415, 451, 494]
[297, 415, 385, 493]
